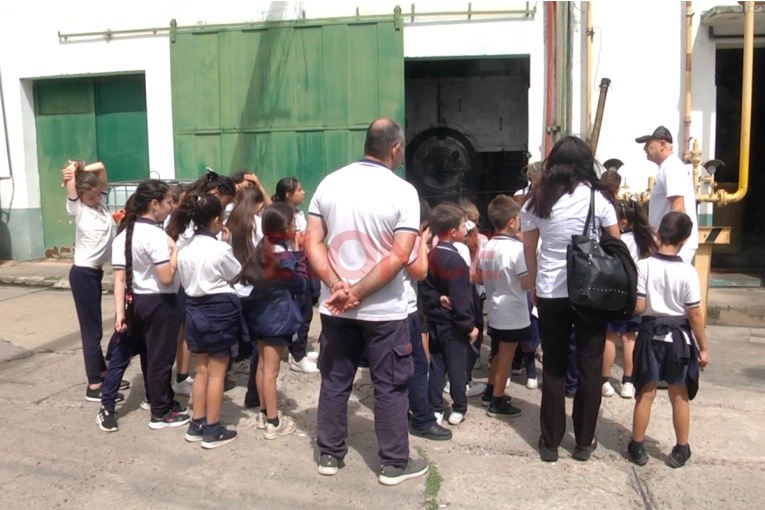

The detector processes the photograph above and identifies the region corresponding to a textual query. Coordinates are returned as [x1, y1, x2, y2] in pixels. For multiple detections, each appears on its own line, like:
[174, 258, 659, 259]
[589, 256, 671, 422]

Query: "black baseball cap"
[635, 126, 673, 144]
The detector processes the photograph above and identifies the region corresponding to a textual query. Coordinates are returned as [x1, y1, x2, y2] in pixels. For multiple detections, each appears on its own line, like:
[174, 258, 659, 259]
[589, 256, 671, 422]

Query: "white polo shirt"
[649, 154, 699, 257]
[66, 192, 114, 269]
[479, 234, 530, 330]
[112, 217, 179, 294]
[622, 231, 640, 265]
[521, 183, 617, 299]
[177, 232, 241, 297]
[637, 253, 701, 342]
[309, 159, 420, 321]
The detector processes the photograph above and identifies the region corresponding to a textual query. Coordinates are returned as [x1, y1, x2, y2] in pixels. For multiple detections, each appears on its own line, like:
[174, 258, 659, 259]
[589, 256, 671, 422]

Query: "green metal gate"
[169, 17, 405, 198]
[34, 75, 149, 255]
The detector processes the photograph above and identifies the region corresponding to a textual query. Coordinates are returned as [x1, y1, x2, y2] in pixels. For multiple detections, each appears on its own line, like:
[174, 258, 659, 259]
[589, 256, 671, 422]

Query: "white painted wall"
[588, 0, 739, 196]
[0, 0, 537, 213]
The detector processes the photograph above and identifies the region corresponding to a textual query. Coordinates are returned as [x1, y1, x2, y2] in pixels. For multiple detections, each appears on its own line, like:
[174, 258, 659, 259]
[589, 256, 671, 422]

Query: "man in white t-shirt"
[636, 126, 699, 263]
[306, 119, 428, 485]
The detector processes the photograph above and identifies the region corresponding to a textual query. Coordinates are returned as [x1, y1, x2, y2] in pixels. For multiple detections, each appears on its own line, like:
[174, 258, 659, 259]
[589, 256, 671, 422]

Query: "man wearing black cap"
[636, 126, 698, 263]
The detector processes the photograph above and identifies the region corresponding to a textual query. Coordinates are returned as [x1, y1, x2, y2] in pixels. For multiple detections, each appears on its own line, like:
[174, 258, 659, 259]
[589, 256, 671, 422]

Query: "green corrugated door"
[34, 79, 98, 256]
[35, 76, 149, 255]
[170, 18, 405, 198]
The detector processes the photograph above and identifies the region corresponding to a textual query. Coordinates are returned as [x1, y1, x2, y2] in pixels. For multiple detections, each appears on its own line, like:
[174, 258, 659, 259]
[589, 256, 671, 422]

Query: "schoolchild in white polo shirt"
[61, 160, 127, 403]
[628, 212, 709, 468]
[176, 193, 242, 448]
[97, 180, 190, 433]
[478, 195, 530, 419]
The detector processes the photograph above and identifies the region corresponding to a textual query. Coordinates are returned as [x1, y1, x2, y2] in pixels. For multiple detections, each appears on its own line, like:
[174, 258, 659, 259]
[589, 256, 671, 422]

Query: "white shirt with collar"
[66, 191, 114, 269]
[649, 153, 699, 257]
[112, 217, 179, 294]
[521, 183, 617, 299]
[177, 231, 241, 297]
[309, 159, 420, 322]
[480, 233, 530, 330]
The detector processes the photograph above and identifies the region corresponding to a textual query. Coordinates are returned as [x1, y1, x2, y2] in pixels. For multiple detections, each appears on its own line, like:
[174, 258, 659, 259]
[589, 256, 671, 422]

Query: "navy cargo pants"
[317, 314, 413, 468]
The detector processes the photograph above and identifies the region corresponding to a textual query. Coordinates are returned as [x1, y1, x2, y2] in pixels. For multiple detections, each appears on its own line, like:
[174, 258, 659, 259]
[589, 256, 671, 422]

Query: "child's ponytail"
[617, 199, 657, 258]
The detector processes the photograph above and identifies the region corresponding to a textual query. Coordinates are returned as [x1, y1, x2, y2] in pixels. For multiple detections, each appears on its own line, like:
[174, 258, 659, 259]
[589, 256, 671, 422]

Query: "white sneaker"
[466, 382, 486, 398]
[526, 377, 539, 390]
[172, 376, 194, 397]
[434, 412, 444, 425]
[264, 415, 297, 440]
[620, 382, 635, 399]
[251, 410, 266, 430]
[602, 381, 615, 398]
[444, 381, 451, 394]
[448, 411, 465, 425]
[289, 354, 319, 374]
[140, 399, 151, 411]
[306, 351, 319, 362]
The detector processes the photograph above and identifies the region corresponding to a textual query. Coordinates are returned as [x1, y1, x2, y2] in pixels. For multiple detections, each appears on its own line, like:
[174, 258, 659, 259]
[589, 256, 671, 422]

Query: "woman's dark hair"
[117, 194, 136, 235]
[228, 187, 266, 273]
[190, 169, 236, 198]
[272, 176, 300, 203]
[526, 136, 611, 219]
[168, 183, 190, 204]
[616, 199, 656, 258]
[122, 179, 170, 323]
[241, 202, 295, 287]
[600, 170, 622, 199]
[75, 171, 101, 197]
[168, 193, 223, 238]
[230, 170, 249, 185]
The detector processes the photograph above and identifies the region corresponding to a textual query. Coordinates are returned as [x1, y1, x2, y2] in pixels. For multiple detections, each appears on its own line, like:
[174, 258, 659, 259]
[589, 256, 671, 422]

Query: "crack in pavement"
[631, 466, 653, 509]
[33, 383, 83, 405]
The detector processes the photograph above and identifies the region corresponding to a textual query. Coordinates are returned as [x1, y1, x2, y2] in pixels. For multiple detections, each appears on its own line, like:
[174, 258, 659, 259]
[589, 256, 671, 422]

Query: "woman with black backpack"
[521, 136, 621, 463]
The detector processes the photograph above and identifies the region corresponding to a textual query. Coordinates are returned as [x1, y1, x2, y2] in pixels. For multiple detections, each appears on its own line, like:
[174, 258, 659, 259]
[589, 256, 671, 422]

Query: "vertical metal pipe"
[684, 2, 693, 162]
[586, 2, 593, 142]
[589, 78, 611, 155]
[728, 1, 754, 203]
[544, 1, 555, 155]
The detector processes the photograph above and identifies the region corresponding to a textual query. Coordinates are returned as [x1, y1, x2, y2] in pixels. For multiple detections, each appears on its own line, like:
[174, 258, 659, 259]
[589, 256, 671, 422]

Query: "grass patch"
[415, 447, 443, 510]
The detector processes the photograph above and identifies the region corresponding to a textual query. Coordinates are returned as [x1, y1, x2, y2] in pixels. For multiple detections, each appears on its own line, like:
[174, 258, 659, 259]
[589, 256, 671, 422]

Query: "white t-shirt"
[309, 159, 420, 321]
[649, 154, 699, 256]
[223, 202, 235, 225]
[521, 183, 618, 299]
[177, 232, 241, 297]
[252, 214, 263, 246]
[637, 253, 701, 342]
[112, 218, 179, 294]
[514, 184, 531, 197]
[295, 210, 307, 233]
[622, 231, 640, 265]
[66, 192, 114, 269]
[479, 234, 530, 330]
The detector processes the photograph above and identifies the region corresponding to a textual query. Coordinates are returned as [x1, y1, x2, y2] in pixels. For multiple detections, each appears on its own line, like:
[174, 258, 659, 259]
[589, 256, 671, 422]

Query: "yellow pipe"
[586, 2, 593, 141]
[727, 0, 753, 203]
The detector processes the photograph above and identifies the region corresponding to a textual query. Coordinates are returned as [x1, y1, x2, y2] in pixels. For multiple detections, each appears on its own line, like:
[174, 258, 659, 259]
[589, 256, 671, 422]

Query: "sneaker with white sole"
[149, 410, 190, 430]
[264, 415, 297, 440]
[306, 351, 319, 362]
[602, 381, 615, 398]
[140, 399, 151, 411]
[526, 377, 539, 390]
[185, 420, 206, 442]
[448, 411, 465, 425]
[434, 412, 444, 425]
[96, 406, 118, 432]
[201, 426, 238, 449]
[620, 382, 636, 399]
[466, 382, 486, 398]
[250, 411, 267, 430]
[172, 376, 194, 397]
[289, 354, 320, 374]
[378, 458, 428, 486]
[86, 386, 124, 403]
[318, 454, 344, 476]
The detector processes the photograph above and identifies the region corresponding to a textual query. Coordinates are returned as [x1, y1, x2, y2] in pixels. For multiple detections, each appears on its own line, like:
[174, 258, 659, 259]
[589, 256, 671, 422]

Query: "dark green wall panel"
[170, 20, 404, 197]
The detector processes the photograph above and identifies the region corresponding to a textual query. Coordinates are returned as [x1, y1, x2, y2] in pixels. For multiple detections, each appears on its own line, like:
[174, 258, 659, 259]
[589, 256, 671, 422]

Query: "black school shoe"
[572, 437, 598, 461]
[409, 424, 453, 441]
[538, 436, 559, 462]
[481, 394, 511, 407]
[667, 445, 692, 468]
[85, 386, 124, 403]
[487, 400, 523, 418]
[628, 440, 649, 466]
[96, 406, 118, 433]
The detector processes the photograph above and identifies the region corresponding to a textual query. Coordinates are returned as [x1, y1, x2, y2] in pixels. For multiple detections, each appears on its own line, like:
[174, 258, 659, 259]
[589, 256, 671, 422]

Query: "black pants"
[536, 297, 607, 449]
[69, 265, 106, 384]
[133, 293, 180, 417]
[428, 322, 470, 414]
[289, 291, 312, 362]
[102, 329, 148, 409]
[317, 315, 412, 467]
